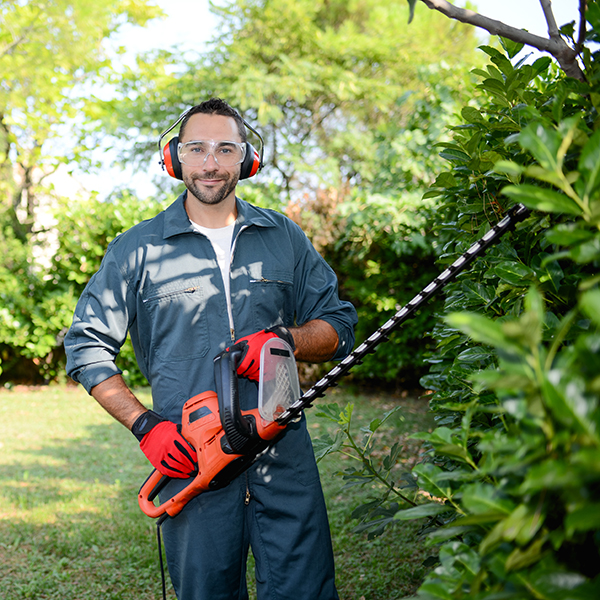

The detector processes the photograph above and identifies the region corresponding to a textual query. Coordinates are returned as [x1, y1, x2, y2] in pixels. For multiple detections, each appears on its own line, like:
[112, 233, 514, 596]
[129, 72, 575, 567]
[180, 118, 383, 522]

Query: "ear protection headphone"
[158, 107, 264, 181]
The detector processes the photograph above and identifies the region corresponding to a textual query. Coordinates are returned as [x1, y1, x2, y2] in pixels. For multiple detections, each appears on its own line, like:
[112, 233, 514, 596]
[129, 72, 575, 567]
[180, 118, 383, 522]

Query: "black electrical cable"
[156, 514, 169, 600]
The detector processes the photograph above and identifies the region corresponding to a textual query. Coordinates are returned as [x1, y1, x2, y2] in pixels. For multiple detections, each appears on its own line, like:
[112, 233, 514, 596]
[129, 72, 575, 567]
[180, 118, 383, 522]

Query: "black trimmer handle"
[213, 346, 258, 454]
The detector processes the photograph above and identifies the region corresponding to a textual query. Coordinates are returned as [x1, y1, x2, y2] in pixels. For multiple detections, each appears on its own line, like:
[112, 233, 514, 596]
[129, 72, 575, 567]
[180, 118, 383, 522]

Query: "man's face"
[179, 113, 242, 207]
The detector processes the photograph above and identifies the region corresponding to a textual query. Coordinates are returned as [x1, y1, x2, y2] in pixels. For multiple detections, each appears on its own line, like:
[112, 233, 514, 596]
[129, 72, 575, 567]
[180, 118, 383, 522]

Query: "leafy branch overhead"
[408, 0, 586, 80]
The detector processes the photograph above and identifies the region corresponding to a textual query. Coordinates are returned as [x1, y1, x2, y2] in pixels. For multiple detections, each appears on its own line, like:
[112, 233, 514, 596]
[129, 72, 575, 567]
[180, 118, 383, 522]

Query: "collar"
[163, 191, 278, 239]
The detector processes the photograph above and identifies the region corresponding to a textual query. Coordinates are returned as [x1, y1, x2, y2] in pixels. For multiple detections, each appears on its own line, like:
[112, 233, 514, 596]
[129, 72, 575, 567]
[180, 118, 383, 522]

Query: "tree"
[410, 0, 586, 80]
[0, 0, 162, 380]
[0, 0, 162, 237]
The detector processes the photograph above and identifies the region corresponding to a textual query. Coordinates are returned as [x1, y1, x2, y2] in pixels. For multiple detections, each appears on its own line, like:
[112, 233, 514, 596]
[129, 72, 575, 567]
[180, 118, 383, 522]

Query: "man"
[64, 98, 357, 600]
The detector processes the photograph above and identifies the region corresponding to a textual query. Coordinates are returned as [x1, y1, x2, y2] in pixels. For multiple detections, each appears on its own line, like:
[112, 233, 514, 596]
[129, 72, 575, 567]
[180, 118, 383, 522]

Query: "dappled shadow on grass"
[0, 513, 172, 600]
[0, 417, 173, 600]
[0, 419, 154, 514]
[333, 519, 433, 600]
[2, 419, 147, 483]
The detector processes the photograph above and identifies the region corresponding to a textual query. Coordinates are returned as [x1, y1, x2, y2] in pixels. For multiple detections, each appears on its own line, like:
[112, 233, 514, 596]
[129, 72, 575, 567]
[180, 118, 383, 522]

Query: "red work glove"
[230, 326, 295, 382]
[131, 410, 198, 478]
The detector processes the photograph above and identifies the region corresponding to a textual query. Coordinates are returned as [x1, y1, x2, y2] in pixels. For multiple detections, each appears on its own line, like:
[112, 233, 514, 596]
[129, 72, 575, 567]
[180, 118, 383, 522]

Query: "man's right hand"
[131, 410, 198, 478]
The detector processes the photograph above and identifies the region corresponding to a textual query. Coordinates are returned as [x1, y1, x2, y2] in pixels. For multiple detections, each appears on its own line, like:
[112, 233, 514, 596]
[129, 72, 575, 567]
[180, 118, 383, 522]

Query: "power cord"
[156, 514, 169, 600]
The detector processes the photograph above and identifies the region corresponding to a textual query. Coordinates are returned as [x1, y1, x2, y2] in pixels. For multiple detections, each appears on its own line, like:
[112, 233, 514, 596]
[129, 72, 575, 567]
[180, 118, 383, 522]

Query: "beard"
[183, 169, 239, 206]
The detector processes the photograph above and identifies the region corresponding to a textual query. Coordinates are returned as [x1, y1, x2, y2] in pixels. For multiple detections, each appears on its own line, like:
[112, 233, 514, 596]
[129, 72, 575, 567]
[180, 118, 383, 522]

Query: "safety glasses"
[177, 140, 247, 168]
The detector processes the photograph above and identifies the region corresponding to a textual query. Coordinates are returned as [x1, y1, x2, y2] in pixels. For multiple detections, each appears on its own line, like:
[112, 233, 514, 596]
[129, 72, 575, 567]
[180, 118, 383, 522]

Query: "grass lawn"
[0, 384, 434, 599]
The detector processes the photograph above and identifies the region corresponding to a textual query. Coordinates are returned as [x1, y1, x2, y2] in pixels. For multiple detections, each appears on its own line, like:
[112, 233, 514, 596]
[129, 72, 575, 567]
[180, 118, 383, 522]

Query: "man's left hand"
[230, 326, 295, 381]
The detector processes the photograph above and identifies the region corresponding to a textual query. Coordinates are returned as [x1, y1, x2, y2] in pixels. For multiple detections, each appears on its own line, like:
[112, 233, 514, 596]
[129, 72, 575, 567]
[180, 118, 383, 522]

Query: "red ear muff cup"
[163, 137, 183, 180]
[240, 143, 261, 180]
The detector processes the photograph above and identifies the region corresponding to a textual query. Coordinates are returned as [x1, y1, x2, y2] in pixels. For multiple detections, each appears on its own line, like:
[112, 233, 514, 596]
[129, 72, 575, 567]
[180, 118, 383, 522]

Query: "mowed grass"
[0, 384, 434, 599]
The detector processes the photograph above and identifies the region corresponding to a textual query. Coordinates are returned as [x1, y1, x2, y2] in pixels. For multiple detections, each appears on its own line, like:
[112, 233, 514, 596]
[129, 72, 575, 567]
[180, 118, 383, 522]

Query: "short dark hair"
[179, 98, 247, 143]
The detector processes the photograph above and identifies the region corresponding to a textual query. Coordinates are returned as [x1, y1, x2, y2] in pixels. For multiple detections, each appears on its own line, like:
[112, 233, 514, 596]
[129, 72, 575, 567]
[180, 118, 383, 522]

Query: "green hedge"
[315, 17, 600, 599]
[404, 38, 600, 600]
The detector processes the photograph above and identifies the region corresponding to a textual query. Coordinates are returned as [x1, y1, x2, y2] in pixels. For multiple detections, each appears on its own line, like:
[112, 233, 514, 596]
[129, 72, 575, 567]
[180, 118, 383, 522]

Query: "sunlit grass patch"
[0, 384, 433, 600]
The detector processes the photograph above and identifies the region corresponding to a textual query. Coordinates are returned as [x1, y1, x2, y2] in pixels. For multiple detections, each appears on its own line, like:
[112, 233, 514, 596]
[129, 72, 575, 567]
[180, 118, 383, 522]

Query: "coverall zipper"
[229, 223, 251, 507]
[244, 473, 251, 505]
[228, 224, 249, 342]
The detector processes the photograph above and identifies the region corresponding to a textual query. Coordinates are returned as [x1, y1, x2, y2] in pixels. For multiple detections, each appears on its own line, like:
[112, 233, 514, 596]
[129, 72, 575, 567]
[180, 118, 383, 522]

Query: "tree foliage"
[0, 191, 166, 384]
[0, 0, 162, 381]
[413, 0, 585, 80]
[0, 0, 162, 234]
[96, 0, 480, 385]
[104, 0, 478, 196]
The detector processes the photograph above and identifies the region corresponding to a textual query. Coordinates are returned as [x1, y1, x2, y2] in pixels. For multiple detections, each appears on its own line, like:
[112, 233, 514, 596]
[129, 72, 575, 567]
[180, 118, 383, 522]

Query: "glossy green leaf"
[416, 582, 454, 600]
[412, 463, 452, 499]
[579, 288, 600, 328]
[502, 184, 582, 215]
[432, 171, 457, 188]
[565, 504, 600, 534]
[499, 36, 524, 59]
[461, 483, 515, 515]
[520, 460, 580, 493]
[545, 224, 594, 247]
[456, 346, 494, 362]
[439, 148, 471, 162]
[541, 372, 599, 441]
[568, 235, 600, 264]
[439, 541, 480, 576]
[587, 1, 600, 31]
[461, 106, 486, 124]
[394, 502, 450, 520]
[426, 525, 476, 543]
[480, 504, 544, 555]
[493, 260, 535, 285]
[578, 129, 600, 198]
[478, 77, 507, 96]
[531, 56, 553, 78]
[446, 312, 523, 355]
[518, 122, 561, 170]
[435, 443, 473, 463]
[529, 570, 594, 598]
[494, 160, 525, 177]
[505, 537, 546, 572]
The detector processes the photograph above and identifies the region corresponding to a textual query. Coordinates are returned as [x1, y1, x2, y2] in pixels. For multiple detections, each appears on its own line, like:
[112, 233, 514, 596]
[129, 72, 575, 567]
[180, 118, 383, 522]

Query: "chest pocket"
[142, 277, 211, 362]
[249, 269, 294, 330]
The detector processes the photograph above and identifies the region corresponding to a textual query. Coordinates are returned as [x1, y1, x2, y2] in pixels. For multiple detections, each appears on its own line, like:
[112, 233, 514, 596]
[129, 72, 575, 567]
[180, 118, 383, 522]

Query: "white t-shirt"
[191, 221, 235, 333]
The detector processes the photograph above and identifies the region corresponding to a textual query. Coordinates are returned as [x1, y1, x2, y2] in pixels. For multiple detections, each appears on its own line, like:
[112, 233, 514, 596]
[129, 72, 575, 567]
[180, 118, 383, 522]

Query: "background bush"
[0, 192, 166, 386]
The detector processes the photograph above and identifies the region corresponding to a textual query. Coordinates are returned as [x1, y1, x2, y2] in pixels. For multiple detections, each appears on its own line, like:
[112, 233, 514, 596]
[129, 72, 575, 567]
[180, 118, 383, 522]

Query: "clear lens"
[178, 140, 246, 167]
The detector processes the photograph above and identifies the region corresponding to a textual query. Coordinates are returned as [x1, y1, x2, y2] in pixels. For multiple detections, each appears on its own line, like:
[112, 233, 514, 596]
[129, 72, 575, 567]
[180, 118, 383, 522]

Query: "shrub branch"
[419, 0, 585, 81]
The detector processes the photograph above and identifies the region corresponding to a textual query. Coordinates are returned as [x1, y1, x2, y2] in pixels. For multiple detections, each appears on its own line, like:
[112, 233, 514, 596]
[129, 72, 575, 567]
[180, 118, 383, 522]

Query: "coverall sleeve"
[291, 224, 357, 360]
[64, 242, 134, 394]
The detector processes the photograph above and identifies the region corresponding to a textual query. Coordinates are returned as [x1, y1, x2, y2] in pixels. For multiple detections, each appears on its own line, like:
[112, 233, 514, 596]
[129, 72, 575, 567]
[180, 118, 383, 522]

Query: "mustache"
[192, 172, 221, 180]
